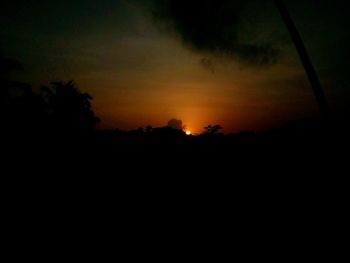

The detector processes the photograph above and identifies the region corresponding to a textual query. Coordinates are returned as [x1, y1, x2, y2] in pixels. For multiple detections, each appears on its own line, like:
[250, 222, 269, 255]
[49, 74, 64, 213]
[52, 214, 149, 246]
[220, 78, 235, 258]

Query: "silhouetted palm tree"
[274, 0, 329, 118]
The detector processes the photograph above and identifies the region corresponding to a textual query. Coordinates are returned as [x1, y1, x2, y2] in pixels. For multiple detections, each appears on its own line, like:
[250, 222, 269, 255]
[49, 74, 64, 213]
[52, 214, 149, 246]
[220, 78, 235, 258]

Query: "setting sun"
[185, 130, 192, 136]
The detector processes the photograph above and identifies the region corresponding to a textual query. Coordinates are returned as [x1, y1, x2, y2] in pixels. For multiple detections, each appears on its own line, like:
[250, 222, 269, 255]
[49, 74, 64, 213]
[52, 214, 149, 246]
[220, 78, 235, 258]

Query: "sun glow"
[185, 130, 192, 136]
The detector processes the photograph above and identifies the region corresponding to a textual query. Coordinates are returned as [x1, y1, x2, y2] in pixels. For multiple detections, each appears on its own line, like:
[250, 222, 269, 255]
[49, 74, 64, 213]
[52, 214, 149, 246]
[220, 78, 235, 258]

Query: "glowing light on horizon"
[185, 130, 192, 136]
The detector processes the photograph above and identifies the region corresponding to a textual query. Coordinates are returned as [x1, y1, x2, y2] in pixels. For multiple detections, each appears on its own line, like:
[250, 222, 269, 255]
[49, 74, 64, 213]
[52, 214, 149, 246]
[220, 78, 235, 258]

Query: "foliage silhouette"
[167, 119, 184, 130]
[1, 59, 100, 143]
[41, 80, 100, 134]
[1, 59, 45, 135]
[145, 125, 153, 133]
[204, 125, 223, 135]
[1, 58, 348, 173]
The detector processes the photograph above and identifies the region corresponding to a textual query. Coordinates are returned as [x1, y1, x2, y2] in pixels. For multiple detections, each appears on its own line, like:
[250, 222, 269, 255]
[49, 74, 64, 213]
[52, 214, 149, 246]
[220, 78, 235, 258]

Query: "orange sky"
[4, 0, 339, 133]
[74, 35, 317, 133]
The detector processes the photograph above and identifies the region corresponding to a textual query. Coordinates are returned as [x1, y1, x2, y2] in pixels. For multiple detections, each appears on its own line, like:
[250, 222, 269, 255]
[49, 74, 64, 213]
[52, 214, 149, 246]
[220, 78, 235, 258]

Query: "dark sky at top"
[1, 0, 349, 132]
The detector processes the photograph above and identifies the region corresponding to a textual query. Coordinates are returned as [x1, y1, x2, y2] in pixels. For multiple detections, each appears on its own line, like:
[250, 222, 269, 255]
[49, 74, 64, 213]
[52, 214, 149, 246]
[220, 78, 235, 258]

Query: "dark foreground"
[2, 119, 348, 258]
[3, 118, 349, 178]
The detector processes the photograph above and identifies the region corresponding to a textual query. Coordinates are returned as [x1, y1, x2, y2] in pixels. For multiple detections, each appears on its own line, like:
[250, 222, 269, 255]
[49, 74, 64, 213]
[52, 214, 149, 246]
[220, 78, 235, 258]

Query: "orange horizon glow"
[4, 1, 334, 134]
[185, 130, 192, 135]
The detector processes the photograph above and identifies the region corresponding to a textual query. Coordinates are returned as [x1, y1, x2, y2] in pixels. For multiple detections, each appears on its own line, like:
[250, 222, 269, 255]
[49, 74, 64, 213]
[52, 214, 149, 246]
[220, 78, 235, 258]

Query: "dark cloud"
[150, 0, 279, 66]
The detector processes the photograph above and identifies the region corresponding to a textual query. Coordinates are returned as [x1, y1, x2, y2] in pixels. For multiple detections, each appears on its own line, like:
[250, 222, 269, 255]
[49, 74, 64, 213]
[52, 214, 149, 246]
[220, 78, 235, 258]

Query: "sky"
[1, 0, 349, 133]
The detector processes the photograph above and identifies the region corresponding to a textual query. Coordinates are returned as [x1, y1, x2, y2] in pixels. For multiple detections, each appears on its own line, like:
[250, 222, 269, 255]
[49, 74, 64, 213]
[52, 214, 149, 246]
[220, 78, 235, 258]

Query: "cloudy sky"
[1, 0, 349, 133]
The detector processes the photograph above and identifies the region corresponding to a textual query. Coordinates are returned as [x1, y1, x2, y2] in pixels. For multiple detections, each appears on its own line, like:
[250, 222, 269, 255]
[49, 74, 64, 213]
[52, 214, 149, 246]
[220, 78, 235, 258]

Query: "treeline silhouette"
[2, 58, 349, 163]
[0, 58, 242, 148]
[2, 58, 349, 216]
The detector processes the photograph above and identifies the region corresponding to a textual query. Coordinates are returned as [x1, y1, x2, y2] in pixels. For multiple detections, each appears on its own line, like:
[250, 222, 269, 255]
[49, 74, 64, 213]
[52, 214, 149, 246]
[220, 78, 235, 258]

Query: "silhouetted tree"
[145, 125, 153, 133]
[167, 119, 184, 130]
[41, 80, 100, 133]
[1, 58, 25, 100]
[0, 58, 23, 77]
[274, 0, 329, 118]
[136, 127, 144, 134]
[204, 125, 223, 135]
[1, 59, 46, 134]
